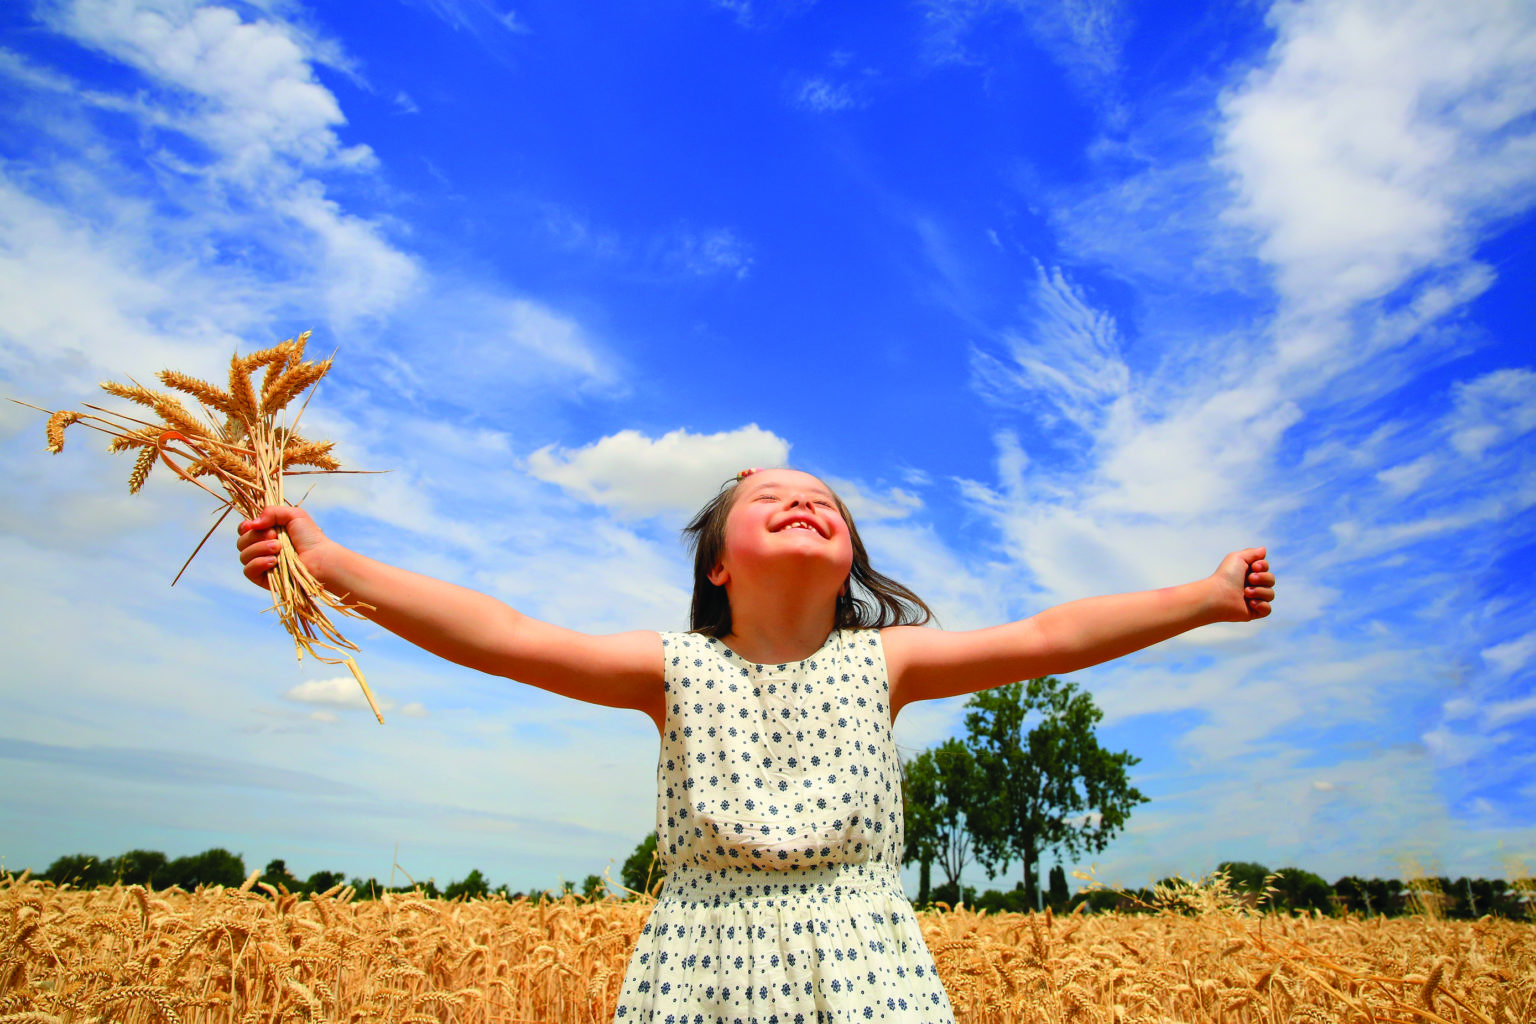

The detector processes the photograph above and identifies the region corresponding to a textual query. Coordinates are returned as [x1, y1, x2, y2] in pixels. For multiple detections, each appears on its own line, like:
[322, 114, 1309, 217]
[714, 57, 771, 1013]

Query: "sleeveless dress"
[612, 629, 957, 1024]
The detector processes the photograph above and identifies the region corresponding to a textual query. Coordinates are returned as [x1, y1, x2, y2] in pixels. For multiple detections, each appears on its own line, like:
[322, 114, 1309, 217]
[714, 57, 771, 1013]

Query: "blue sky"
[1, 0, 1533, 895]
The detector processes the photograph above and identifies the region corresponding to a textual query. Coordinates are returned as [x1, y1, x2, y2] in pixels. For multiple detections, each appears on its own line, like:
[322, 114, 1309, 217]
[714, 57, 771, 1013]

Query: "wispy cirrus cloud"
[396, 0, 532, 62]
[919, 0, 1130, 114]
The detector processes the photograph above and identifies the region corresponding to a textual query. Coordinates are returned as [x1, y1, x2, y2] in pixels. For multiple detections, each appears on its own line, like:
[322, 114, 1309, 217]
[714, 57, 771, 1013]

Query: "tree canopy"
[901, 738, 982, 904]
[901, 676, 1147, 908]
[964, 677, 1147, 904]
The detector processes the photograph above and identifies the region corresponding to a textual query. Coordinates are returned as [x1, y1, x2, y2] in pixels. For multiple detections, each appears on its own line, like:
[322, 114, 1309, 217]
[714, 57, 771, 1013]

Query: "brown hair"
[682, 472, 935, 638]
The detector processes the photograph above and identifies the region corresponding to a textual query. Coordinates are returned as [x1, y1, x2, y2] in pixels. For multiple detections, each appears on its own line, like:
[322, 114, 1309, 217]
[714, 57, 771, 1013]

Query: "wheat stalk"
[14, 336, 387, 723]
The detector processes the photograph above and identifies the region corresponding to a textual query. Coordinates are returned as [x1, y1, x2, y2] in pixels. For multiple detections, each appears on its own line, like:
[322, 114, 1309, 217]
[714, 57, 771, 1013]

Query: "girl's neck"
[723, 589, 837, 665]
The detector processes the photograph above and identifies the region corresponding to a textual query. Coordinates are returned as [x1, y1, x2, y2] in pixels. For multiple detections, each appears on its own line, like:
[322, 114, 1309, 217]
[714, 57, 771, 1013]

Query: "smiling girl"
[238, 466, 1275, 1023]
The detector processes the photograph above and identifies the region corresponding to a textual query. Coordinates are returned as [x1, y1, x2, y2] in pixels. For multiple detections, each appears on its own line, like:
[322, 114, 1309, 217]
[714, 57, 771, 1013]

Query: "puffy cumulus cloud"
[1218, 0, 1536, 320]
[526, 426, 791, 520]
[285, 676, 380, 709]
[285, 676, 427, 720]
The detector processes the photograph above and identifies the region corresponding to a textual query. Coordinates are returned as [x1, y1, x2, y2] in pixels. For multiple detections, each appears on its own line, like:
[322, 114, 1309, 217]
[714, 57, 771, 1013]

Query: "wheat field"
[1, 873, 1529, 1024]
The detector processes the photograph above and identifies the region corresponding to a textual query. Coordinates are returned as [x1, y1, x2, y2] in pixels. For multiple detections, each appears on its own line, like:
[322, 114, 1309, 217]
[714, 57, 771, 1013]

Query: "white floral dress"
[613, 629, 956, 1023]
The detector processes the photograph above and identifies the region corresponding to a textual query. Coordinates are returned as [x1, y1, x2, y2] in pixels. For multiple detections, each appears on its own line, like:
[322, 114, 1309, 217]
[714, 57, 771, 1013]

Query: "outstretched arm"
[237, 506, 665, 728]
[883, 549, 1275, 718]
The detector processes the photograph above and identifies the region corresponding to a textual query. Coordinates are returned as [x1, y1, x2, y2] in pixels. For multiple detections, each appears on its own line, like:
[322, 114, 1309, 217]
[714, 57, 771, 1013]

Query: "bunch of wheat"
[17, 333, 384, 722]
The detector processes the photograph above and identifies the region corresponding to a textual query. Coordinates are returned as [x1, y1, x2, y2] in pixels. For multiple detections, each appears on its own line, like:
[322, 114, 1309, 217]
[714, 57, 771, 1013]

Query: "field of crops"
[1, 873, 1530, 1024]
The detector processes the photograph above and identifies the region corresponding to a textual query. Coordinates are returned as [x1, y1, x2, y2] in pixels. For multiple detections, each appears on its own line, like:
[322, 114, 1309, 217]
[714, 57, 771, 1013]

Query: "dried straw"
[14, 333, 387, 723]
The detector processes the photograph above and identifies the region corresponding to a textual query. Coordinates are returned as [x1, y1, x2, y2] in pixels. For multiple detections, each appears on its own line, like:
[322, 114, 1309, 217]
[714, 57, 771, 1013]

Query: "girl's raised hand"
[236, 505, 335, 590]
[1210, 548, 1276, 622]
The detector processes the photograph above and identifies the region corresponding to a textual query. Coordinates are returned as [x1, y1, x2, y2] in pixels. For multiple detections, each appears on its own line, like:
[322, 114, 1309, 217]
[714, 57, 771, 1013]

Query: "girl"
[237, 466, 1275, 1023]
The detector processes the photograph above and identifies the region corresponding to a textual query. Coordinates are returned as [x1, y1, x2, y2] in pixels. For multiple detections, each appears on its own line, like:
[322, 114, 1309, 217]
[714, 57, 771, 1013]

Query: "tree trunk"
[918, 858, 931, 904]
[1023, 845, 1039, 912]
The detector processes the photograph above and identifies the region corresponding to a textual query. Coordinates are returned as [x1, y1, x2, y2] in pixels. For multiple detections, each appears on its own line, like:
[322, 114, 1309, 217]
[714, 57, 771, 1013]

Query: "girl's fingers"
[236, 529, 277, 554]
[1246, 586, 1275, 601]
[240, 539, 282, 564]
[242, 558, 275, 589]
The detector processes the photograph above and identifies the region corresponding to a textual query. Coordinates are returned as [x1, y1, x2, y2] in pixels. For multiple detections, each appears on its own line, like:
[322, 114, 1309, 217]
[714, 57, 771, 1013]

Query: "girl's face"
[709, 469, 854, 592]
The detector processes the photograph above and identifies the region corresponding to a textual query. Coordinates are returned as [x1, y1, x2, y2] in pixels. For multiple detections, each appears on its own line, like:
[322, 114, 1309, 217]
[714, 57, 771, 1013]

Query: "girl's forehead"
[738, 469, 833, 497]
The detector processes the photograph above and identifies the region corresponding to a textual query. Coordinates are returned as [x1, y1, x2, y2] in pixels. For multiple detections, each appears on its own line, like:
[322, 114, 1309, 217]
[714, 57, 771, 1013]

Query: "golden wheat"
[15, 333, 385, 722]
[1, 873, 1531, 1024]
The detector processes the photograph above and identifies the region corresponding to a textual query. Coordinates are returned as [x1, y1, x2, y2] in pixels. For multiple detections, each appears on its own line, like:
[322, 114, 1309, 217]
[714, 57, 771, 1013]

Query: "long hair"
[682, 473, 934, 638]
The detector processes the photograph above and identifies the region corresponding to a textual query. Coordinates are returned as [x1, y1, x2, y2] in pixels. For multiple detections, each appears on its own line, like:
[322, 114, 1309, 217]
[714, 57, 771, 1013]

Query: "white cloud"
[1484, 694, 1536, 730]
[1218, 0, 1536, 321]
[276, 183, 421, 326]
[1421, 725, 1494, 767]
[669, 228, 754, 280]
[919, 0, 1128, 112]
[971, 263, 1130, 439]
[1446, 368, 1536, 458]
[0, 0, 423, 359]
[1376, 454, 1437, 496]
[47, 0, 372, 181]
[285, 676, 384, 711]
[1483, 631, 1536, 676]
[793, 76, 861, 112]
[526, 426, 791, 519]
[820, 477, 923, 522]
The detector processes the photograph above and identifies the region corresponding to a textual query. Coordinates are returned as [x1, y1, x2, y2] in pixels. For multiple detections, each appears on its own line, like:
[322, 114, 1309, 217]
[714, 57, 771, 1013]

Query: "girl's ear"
[708, 560, 729, 587]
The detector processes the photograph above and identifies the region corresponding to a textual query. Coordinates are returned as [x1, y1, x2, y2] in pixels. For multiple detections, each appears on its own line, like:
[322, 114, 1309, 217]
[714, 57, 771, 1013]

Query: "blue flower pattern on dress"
[612, 630, 956, 1023]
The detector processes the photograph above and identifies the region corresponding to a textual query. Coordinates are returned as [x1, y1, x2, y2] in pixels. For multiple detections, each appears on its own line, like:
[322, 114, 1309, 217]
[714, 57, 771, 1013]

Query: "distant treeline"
[24, 849, 564, 902]
[937, 860, 1535, 919]
[21, 848, 1535, 919]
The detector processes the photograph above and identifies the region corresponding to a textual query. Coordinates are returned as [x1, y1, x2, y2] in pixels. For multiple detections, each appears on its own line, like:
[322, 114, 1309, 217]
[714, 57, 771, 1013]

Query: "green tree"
[621, 833, 661, 896]
[304, 869, 346, 894]
[963, 677, 1147, 907]
[900, 749, 941, 903]
[166, 848, 246, 890]
[1047, 864, 1071, 912]
[1271, 867, 1332, 914]
[444, 869, 491, 901]
[45, 853, 110, 888]
[260, 858, 297, 892]
[901, 739, 982, 904]
[1217, 861, 1272, 897]
[114, 849, 168, 887]
[581, 873, 607, 898]
[349, 877, 383, 899]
